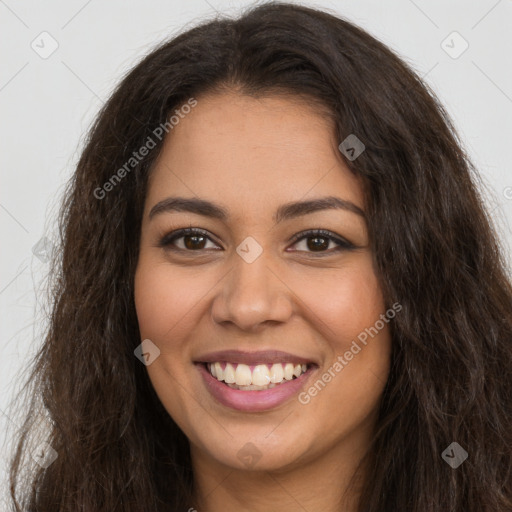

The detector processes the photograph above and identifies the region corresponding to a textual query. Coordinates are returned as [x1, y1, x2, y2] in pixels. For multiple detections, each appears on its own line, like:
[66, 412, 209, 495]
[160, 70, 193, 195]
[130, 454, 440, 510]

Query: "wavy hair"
[8, 2, 512, 510]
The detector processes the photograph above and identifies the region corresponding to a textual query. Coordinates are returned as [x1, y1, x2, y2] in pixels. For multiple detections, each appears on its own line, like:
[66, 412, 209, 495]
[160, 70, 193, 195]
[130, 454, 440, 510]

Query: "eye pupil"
[307, 236, 328, 251]
[184, 234, 207, 250]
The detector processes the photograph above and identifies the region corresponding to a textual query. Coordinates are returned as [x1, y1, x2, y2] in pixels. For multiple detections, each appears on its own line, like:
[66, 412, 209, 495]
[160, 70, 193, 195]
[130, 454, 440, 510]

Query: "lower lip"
[196, 363, 315, 412]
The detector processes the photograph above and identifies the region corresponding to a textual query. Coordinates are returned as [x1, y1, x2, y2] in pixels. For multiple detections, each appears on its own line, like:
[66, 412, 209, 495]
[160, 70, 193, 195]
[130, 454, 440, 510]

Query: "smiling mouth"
[202, 361, 313, 391]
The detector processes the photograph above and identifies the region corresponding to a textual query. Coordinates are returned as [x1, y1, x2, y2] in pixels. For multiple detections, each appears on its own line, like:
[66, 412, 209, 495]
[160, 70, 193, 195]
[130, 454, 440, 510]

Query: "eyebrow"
[148, 196, 366, 224]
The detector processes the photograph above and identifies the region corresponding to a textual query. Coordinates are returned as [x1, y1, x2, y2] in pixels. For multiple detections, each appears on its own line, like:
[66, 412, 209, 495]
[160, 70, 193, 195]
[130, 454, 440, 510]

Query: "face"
[134, 91, 392, 475]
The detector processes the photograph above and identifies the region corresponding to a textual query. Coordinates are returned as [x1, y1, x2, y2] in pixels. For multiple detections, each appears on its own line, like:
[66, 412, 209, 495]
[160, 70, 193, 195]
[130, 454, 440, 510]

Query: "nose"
[211, 248, 294, 332]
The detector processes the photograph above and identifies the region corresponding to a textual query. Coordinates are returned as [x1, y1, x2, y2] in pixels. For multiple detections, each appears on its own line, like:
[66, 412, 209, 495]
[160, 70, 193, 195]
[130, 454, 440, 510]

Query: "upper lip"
[195, 349, 319, 366]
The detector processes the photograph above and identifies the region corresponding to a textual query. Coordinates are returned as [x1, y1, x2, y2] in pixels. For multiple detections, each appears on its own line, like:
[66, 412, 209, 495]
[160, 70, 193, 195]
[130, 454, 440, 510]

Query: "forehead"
[146, 92, 364, 218]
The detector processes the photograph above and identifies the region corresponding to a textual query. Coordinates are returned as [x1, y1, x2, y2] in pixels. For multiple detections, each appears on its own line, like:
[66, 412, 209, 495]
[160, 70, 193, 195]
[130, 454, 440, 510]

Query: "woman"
[8, 2, 512, 511]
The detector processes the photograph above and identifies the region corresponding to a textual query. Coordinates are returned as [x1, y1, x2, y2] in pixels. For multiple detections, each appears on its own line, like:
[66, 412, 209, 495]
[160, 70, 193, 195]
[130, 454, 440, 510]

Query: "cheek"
[133, 258, 202, 420]
[134, 263, 174, 340]
[134, 257, 212, 342]
[298, 258, 386, 346]
[294, 262, 392, 430]
[296, 258, 391, 399]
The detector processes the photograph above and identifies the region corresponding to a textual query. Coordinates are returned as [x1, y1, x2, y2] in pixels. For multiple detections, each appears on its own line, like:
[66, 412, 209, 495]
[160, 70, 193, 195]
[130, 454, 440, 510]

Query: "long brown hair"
[8, 2, 512, 510]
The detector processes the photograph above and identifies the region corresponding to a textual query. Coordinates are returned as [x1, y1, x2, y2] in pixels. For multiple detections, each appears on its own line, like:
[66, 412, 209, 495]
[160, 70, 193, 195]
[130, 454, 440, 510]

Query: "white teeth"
[269, 363, 284, 383]
[223, 363, 236, 383]
[206, 361, 309, 388]
[252, 364, 271, 386]
[235, 363, 252, 386]
[283, 363, 294, 380]
[214, 362, 223, 381]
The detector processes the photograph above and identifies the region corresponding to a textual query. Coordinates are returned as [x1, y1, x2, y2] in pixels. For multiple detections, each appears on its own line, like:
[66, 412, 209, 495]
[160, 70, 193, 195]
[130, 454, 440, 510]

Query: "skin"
[134, 91, 392, 512]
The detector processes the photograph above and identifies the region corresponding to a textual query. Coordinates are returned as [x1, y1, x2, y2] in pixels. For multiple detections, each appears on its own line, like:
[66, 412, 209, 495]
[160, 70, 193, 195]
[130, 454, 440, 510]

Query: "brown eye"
[288, 229, 354, 255]
[159, 227, 354, 255]
[159, 228, 220, 251]
[304, 235, 330, 251]
[182, 233, 207, 250]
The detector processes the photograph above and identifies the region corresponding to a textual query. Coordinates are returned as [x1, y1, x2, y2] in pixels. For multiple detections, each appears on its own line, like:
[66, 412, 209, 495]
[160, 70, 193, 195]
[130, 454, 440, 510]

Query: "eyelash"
[157, 227, 355, 256]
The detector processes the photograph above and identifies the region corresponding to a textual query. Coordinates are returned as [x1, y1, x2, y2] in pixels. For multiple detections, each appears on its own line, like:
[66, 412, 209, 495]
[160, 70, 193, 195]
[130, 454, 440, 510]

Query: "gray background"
[1, 0, 511, 503]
